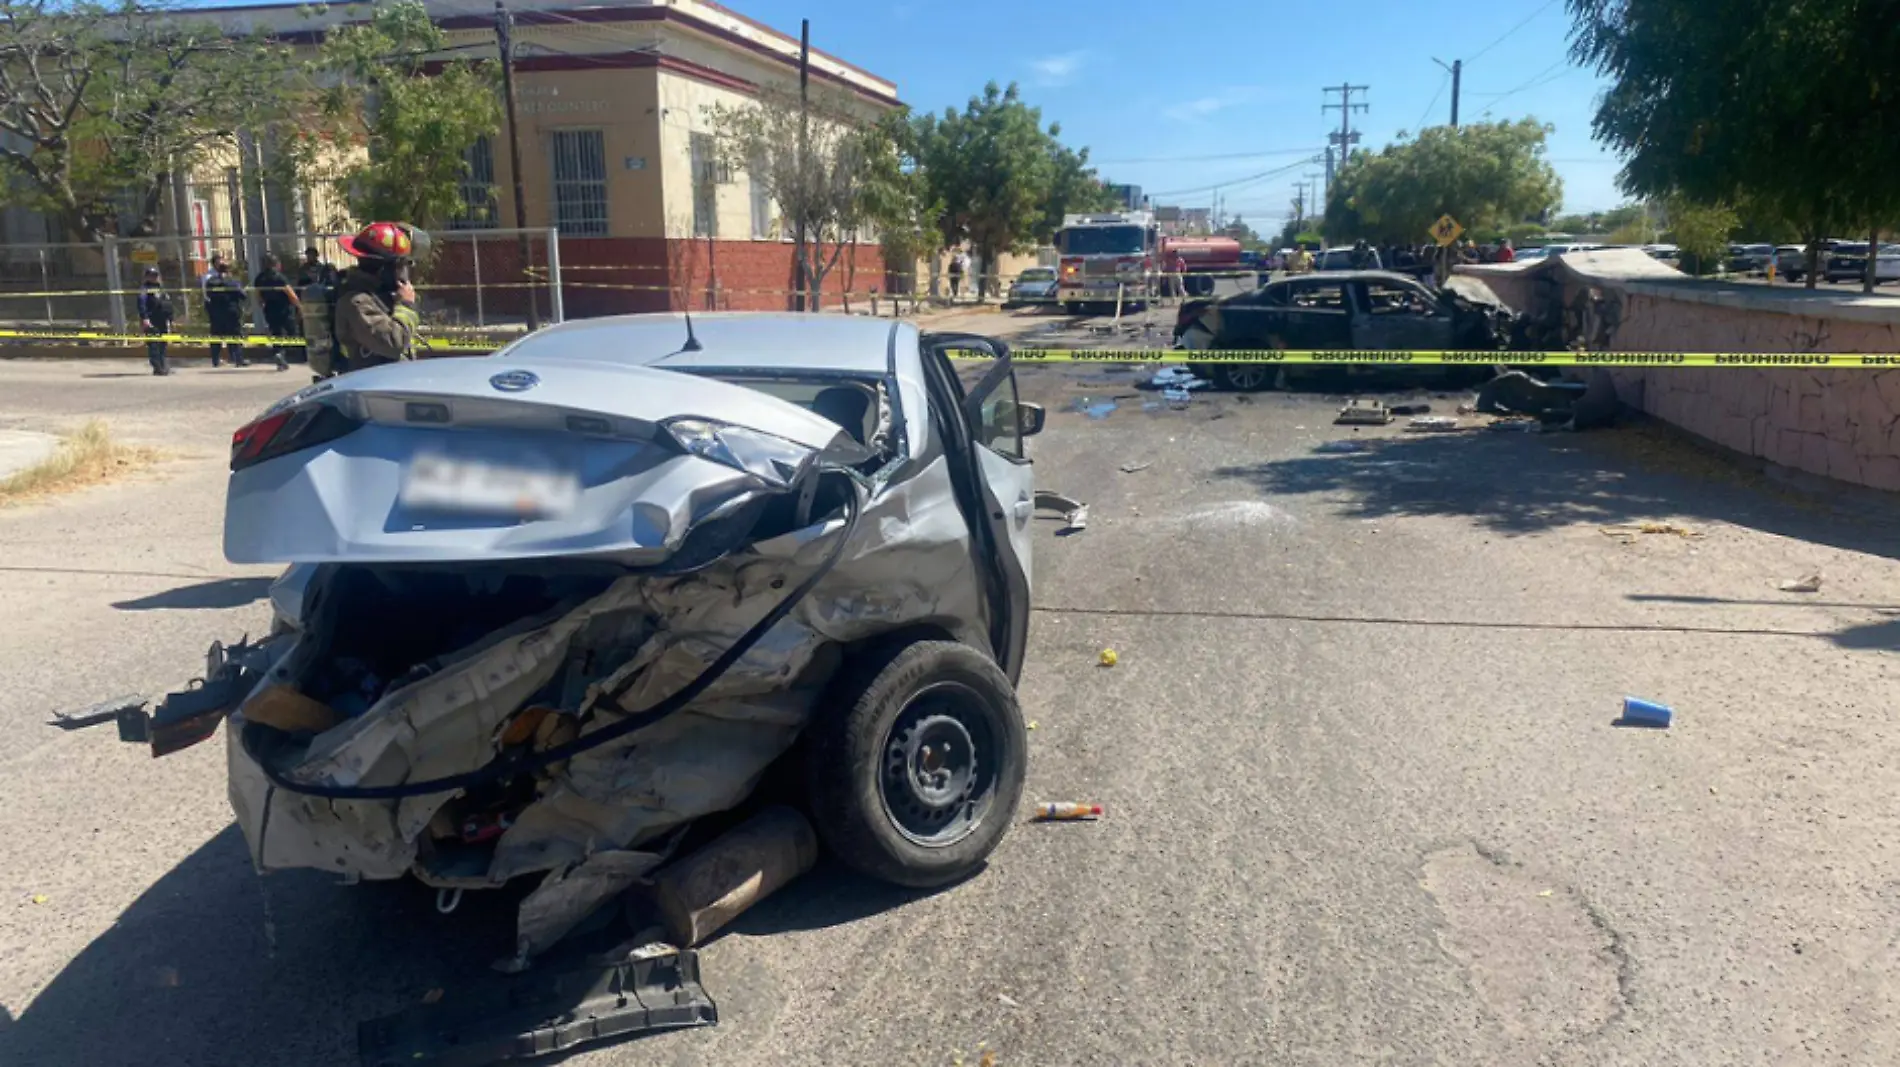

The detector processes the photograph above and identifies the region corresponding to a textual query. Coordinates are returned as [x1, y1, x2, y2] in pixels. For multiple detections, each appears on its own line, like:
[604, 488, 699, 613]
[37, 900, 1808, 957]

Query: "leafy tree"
[1037, 143, 1116, 244]
[1568, 0, 1900, 289]
[1321, 119, 1562, 246]
[1660, 195, 1737, 275]
[915, 82, 1060, 298]
[709, 83, 879, 310]
[0, 0, 297, 240]
[309, 1, 500, 231]
[856, 110, 940, 309]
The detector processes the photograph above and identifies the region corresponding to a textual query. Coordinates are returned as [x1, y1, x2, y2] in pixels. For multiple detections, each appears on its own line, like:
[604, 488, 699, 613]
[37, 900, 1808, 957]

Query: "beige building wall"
[487, 65, 665, 236]
[656, 70, 761, 241]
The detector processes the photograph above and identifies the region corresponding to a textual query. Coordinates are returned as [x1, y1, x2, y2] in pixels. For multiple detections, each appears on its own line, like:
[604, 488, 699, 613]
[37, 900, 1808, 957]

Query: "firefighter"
[333, 221, 427, 372]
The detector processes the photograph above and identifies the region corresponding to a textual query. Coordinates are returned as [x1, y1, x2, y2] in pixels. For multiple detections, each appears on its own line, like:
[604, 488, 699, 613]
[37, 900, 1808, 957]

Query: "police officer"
[333, 221, 426, 372]
[252, 252, 296, 371]
[202, 253, 249, 367]
[138, 267, 174, 376]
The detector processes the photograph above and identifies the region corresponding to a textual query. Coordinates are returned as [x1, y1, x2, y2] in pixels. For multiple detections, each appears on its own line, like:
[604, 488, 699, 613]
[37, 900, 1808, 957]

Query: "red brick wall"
[425, 236, 886, 322]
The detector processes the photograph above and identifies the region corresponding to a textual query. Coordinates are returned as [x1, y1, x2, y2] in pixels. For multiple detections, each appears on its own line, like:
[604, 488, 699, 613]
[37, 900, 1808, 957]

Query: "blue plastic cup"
[1620, 697, 1674, 728]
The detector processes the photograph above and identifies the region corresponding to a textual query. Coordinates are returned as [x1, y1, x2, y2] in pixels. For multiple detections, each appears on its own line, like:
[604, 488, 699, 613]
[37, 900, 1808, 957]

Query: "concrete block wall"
[1600, 289, 1900, 491]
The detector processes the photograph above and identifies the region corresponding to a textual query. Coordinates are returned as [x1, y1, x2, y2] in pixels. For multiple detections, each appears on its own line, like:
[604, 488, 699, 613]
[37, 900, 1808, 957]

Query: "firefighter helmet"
[339, 221, 419, 262]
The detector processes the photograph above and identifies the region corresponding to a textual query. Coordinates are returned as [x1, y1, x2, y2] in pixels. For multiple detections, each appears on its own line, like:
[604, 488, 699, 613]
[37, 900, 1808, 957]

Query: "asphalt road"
[5, 347, 1900, 1066]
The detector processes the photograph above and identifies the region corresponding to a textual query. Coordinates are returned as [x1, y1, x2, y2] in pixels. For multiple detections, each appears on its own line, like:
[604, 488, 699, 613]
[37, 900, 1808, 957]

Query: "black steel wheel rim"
[879, 681, 999, 847]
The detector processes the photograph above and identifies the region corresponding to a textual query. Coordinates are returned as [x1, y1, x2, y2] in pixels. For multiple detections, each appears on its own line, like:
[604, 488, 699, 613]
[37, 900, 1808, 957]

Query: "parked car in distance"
[1004, 266, 1059, 308]
[1316, 246, 1383, 271]
[1514, 246, 1551, 261]
[1773, 245, 1807, 279]
[1824, 243, 1900, 284]
[1727, 243, 1775, 273]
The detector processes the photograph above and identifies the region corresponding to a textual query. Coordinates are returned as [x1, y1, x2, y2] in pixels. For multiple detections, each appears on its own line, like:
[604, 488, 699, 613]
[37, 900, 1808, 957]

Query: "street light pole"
[496, 0, 539, 330]
[1433, 58, 1463, 127]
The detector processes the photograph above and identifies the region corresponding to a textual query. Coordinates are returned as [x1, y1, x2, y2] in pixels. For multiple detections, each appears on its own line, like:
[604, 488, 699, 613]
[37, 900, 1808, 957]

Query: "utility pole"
[1292, 181, 1308, 227]
[1322, 84, 1367, 190]
[794, 18, 810, 311]
[495, 0, 539, 330]
[1432, 58, 1462, 127]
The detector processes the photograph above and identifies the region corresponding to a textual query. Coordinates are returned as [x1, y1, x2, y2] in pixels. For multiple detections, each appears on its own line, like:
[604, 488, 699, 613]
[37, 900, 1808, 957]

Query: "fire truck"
[1055, 211, 1158, 311]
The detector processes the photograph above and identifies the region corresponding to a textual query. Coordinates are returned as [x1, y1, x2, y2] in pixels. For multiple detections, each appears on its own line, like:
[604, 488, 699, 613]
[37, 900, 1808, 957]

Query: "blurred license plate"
[399, 454, 580, 519]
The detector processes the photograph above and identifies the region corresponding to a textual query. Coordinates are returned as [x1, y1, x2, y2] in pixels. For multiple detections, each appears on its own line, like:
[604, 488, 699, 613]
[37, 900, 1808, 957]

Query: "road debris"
[1389, 403, 1432, 416]
[29, 893, 48, 905]
[1601, 522, 1702, 543]
[1617, 697, 1674, 729]
[647, 806, 817, 948]
[1335, 399, 1391, 426]
[1098, 648, 1118, 667]
[1071, 397, 1118, 420]
[1407, 416, 1460, 432]
[1141, 366, 1208, 392]
[1118, 461, 1152, 473]
[1315, 439, 1374, 454]
[1034, 802, 1104, 821]
[998, 993, 1022, 1009]
[1036, 490, 1089, 534]
[1779, 573, 1824, 593]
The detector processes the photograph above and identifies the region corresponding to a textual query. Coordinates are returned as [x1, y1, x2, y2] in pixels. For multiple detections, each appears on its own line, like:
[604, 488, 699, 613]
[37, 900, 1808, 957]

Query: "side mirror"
[1017, 402, 1046, 437]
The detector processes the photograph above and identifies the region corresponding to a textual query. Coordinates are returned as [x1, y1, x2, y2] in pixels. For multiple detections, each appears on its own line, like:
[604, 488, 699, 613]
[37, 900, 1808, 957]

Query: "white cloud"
[1162, 86, 1270, 122]
[1028, 51, 1086, 87]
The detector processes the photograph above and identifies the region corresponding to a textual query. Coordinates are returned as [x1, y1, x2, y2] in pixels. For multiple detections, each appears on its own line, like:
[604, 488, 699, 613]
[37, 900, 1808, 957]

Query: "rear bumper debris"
[356, 947, 716, 1067]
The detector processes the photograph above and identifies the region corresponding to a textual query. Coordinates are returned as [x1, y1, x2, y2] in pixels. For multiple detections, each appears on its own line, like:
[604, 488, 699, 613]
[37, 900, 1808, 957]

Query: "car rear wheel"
[803, 640, 1027, 888]
[1215, 363, 1277, 391]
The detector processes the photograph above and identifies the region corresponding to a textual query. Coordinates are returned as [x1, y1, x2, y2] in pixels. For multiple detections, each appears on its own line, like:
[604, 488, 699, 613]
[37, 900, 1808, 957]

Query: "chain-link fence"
[0, 227, 563, 338]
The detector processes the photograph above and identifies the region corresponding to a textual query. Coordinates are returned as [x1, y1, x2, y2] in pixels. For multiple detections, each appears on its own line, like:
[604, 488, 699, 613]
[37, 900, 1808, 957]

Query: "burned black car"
[1171, 270, 1517, 391]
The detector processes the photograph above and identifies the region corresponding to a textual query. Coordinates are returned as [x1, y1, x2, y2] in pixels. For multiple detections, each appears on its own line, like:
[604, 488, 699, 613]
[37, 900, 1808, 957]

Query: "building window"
[550, 129, 608, 237]
[748, 149, 773, 239]
[450, 137, 499, 230]
[690, 132, 719, 239]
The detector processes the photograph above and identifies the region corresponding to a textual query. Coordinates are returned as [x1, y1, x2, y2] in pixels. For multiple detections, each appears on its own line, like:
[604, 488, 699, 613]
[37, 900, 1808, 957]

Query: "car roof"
[497, 312, 909, 376]
[1271, 269, 1419, 285]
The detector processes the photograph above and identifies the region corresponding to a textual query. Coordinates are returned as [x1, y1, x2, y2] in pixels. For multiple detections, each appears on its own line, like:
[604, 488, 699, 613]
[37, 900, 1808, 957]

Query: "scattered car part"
[355, 948, 716, 1067]
[649, 806, 817, 947]
[1335, 400, 1391, 426]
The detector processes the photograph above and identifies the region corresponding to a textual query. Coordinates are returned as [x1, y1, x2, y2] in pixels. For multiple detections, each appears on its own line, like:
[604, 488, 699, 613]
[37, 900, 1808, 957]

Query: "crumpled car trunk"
[218, 355, 989, 958]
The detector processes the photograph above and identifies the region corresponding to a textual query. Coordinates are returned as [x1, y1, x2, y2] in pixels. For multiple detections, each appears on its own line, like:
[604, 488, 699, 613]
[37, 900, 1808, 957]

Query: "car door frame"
[1348, 276, 1456, 351]
[919, 332, 1033, 684]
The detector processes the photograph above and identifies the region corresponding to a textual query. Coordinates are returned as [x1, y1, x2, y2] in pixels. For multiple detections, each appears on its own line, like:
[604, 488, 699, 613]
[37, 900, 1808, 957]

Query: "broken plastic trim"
[240, 468, 864, 801]
[662, 415, 816, 491]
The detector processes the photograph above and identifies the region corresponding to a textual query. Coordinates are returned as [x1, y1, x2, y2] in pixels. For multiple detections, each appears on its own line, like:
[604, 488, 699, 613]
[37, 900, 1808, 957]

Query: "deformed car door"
[920, 334, 1034, 682]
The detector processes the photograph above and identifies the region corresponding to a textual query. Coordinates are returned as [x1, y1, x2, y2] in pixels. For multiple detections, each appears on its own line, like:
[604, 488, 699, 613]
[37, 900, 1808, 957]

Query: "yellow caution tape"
[998, 349, 1900, 368]
[4, 326, 1894, 367]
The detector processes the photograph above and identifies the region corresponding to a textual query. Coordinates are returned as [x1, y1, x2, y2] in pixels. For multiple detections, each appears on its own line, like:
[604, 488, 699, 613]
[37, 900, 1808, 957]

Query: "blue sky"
[741, 0, 1627, 225]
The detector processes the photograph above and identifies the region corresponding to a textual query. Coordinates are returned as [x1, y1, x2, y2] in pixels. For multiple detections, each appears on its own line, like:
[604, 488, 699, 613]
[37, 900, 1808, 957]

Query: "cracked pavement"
[3, 352, 1900, 1065]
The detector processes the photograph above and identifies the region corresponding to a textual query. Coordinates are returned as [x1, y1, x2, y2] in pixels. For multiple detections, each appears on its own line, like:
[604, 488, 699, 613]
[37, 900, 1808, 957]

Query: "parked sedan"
[1823, 244, 1900, 284]
[1004, 266, 1059, 308]
[1172, 270, 1514, 390]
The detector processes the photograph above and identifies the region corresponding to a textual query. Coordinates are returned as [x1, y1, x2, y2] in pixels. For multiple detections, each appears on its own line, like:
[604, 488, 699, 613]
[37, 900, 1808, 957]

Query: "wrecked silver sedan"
[64, 314, 1046, 961]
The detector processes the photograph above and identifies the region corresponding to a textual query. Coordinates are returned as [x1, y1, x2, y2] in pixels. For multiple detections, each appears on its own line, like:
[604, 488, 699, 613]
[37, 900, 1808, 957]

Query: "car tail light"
[230, 402, 361, 472]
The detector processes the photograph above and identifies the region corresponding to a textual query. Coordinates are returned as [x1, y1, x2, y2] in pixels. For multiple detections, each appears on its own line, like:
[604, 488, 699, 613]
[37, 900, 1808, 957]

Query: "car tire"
[1215, 363, 1277, 392]
[802, 640, 1028, 889]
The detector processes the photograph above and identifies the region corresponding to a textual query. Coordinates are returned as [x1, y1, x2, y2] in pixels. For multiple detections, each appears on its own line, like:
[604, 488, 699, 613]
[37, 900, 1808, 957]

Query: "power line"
[1411, 71, 1450, 133]
[1468, 0, 1558, 62]
[1092, 146, 1322, 165]
[1478, 58, 1572, 115]
[1146, 156, 1316, 199]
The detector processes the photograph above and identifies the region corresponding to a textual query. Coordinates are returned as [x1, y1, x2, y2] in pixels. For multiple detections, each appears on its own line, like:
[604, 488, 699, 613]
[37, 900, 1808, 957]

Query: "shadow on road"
[721, 859, 944, 940]
[2, 825, 524, 1067]
[1213, 420, 1900, 562]
[112, 576, 272, 612]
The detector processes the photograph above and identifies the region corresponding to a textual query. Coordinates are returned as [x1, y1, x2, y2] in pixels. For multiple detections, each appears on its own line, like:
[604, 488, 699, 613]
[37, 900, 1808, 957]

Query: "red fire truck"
[1055, 211, 1158, 312]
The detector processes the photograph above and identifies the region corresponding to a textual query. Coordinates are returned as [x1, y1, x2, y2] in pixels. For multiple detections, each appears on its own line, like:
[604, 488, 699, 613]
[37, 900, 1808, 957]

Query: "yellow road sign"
[130, 246, 159, 265]
[1430, 214, 1465, 247]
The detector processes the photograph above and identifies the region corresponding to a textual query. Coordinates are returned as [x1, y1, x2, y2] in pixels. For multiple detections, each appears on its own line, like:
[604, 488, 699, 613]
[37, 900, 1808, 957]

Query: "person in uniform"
[332, 221, 426, 372]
